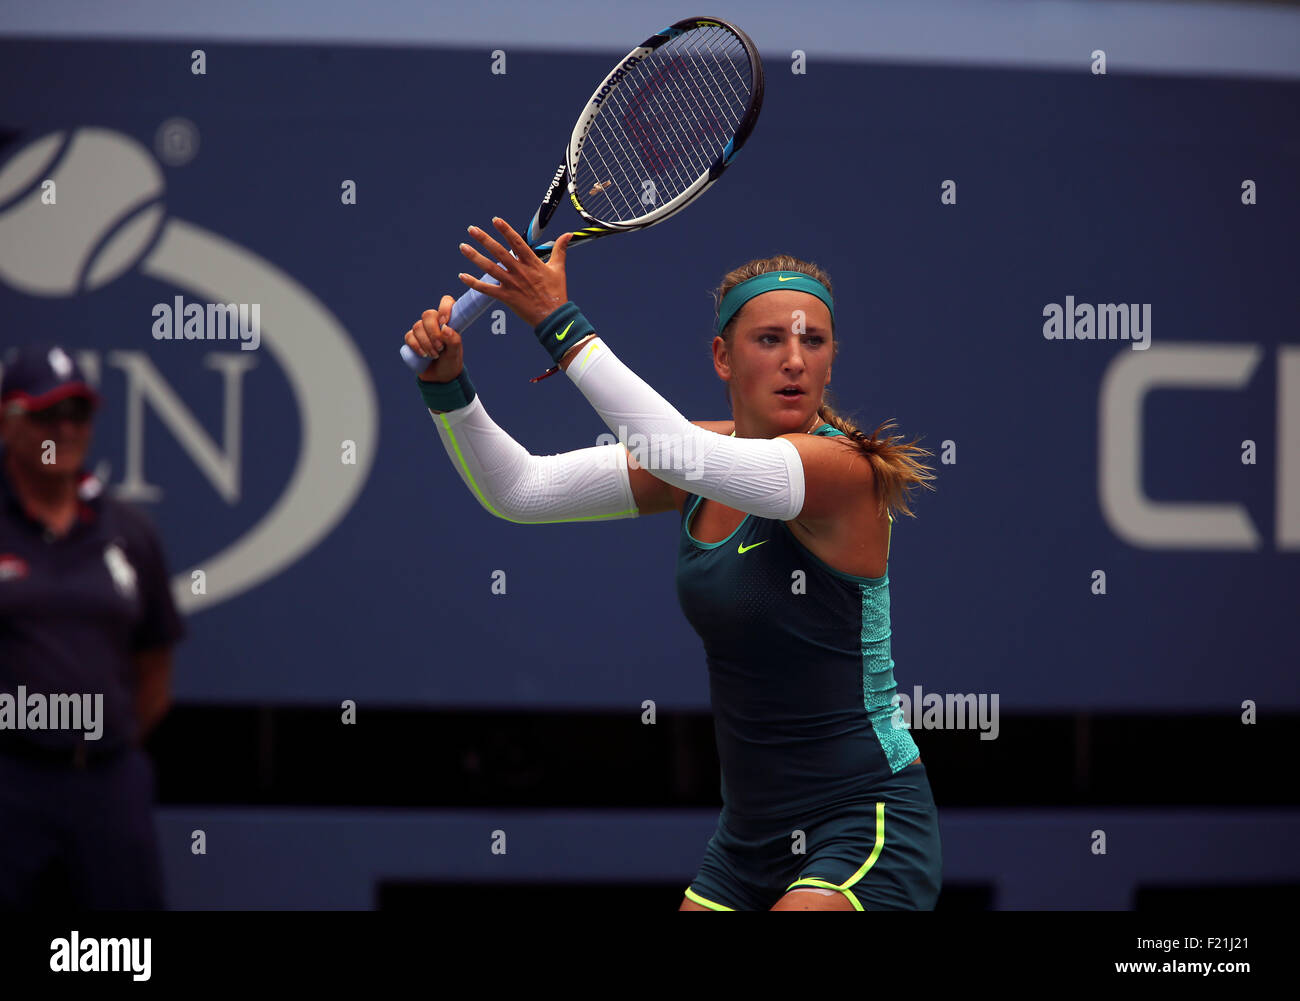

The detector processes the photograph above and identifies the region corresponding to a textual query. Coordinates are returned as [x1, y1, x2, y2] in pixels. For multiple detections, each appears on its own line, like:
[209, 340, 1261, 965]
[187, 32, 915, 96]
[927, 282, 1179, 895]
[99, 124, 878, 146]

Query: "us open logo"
[0, 127, 379, 612]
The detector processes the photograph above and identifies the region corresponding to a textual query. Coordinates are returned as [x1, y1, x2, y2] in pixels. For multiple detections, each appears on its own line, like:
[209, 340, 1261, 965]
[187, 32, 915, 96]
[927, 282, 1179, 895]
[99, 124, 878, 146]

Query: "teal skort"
[685, 759, 942, 911]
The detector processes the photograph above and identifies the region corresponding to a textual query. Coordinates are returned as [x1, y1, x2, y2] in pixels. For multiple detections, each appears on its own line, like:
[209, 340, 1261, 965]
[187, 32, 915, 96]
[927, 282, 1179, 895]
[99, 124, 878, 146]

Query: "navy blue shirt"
[674, 424, 918, 834]
[0, 451, 184, 752]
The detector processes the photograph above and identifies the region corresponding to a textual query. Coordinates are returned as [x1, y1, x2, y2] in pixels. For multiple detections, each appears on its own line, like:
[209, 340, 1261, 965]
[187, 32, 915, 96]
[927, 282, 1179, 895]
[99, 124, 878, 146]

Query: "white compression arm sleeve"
[427, 393, 638, 524]
[563, 337, 806, 521]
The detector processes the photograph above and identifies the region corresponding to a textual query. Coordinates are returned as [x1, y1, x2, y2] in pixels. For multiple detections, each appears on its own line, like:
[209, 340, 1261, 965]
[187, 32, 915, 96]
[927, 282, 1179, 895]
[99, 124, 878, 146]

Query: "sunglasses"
[26, 398, 95, 425]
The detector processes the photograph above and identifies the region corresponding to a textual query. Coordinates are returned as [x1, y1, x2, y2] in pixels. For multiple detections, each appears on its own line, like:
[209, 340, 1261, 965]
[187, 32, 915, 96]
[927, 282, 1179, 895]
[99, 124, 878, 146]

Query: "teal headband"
[716, 272, 835, 335]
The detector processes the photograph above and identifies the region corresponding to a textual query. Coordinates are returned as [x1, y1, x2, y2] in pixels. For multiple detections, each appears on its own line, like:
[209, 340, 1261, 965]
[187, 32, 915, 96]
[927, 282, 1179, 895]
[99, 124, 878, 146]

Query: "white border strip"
[1, 0, 1298, 81]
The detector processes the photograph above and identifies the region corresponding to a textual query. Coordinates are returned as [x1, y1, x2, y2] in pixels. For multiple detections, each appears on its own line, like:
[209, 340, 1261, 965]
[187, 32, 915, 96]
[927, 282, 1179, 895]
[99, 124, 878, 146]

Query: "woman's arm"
[430, 384, 731, 520]
[557, 334, 734, 517]
[455, 220, 871, 524]
[624, 419, 736, 516]
[407, 295, 637, 525]
[558, 332, 805, 520]
[425, 388, 639, 525]
[563, 331, 875, 525]
[409, 296, 732, 521]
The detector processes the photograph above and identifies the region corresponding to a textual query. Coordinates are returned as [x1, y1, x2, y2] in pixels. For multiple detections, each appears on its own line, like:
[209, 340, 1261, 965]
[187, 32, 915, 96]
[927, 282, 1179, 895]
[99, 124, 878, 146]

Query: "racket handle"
[399, 277, 499, 374]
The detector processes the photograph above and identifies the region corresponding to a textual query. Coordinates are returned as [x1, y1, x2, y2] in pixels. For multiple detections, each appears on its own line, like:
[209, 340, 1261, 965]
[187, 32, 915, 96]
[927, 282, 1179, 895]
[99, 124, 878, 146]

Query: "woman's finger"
[420, 309, 443, 337]
[547, 231, 574, 270]
[406, 328, 435, 359]
[491, 216, 534, 259]
[467, 224, 520, 271]
[458, 242, 511, 284]
[458, 271, 505, 298]
[414, 314, 442, 353]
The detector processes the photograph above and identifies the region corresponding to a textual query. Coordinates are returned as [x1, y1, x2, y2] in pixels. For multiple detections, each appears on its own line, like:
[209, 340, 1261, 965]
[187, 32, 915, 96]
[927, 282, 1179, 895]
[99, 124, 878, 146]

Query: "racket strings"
[582, 64, 698, 220]
[671, 26, 750, 145]
[615, 27, 746, 193]
[575, 25, 753, 223]
[623, 58, 703, 178]
[639, 30, 749, 174]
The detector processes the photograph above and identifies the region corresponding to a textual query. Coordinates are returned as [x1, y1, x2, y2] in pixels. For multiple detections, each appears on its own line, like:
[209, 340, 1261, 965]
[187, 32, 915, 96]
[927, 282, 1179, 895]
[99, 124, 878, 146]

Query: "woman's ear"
[712, 335, 731, 380]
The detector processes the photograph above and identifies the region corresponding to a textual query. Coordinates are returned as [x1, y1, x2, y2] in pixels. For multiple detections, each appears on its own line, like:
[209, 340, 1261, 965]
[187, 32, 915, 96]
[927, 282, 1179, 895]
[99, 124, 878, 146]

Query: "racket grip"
[399, 277, 500, 374]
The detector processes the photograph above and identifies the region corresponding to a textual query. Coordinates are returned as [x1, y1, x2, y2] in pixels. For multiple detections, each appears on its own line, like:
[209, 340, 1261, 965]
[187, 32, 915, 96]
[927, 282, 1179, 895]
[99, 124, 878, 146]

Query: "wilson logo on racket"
[542, 165, 567, 204]
[591, 55, 647, 107]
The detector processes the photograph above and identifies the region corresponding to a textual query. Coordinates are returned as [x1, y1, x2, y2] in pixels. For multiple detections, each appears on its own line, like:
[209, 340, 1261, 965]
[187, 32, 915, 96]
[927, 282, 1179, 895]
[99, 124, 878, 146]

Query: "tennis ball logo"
[0, 128, 166, 297]
[0, 125, 385, 622]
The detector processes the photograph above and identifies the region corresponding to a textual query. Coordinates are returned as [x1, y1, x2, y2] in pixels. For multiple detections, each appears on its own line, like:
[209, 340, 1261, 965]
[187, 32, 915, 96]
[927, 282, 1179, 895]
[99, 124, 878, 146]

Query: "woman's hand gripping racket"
[400, 15, 765, 380]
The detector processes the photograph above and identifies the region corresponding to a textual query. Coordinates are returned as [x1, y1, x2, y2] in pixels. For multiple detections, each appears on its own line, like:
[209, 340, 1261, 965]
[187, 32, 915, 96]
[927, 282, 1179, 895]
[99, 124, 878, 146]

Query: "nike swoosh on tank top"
[674, 424, 915, 832]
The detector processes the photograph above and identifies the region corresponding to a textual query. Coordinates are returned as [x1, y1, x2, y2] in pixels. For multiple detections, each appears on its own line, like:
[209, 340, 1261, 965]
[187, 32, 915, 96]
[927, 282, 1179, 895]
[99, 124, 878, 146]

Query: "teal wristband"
[417, 368, 476, 412]
[534, 301, 596, 365]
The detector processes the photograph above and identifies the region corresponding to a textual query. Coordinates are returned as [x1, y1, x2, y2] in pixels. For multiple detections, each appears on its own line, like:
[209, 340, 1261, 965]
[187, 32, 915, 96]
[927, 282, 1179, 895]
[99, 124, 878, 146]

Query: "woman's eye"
[759, 333, 823, 345]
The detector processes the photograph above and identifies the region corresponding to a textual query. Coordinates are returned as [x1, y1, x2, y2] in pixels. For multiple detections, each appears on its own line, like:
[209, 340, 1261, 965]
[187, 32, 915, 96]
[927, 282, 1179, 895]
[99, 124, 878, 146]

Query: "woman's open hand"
[458, 217, 574, 327]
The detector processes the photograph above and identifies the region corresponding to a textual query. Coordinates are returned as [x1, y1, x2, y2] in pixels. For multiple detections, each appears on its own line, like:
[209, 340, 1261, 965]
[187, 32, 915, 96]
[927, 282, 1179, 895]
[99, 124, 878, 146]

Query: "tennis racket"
[400, 15, 765, 378]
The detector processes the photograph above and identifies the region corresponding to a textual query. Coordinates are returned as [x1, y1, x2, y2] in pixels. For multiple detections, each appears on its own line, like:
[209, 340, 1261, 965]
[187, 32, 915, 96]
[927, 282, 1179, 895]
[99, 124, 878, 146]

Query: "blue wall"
[1, 38, 1296, 717]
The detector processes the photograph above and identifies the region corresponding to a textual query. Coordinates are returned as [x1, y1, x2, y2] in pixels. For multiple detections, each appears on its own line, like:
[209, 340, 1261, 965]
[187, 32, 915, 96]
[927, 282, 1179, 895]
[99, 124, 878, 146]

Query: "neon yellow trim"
[684, 886, 733, 911]
[789, 877, 843, 891]
[785, 801, 885, 903]
[577, 339, 602, 372]
[781, 879, 866, 911]
[839, 802, 887, 887]
[437, 412, 637, 524]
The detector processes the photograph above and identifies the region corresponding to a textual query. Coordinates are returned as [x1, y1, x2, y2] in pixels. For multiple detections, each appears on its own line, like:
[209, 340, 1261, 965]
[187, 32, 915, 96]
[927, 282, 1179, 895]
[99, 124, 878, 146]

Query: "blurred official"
[0, 344, 184, 909]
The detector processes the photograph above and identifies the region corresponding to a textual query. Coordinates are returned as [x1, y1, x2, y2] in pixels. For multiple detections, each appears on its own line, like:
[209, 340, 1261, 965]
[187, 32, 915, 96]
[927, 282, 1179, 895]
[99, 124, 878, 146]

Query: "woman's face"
[713, 289, 834, 436]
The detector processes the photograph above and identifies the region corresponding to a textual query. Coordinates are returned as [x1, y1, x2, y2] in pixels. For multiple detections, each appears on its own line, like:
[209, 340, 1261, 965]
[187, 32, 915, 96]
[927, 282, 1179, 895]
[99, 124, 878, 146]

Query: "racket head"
[564, 17, 764, 235]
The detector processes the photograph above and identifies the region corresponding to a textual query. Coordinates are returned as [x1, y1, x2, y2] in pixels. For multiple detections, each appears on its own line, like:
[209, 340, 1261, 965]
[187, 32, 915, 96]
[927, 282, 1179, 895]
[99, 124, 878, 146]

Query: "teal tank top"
[674, 424, 918, 829]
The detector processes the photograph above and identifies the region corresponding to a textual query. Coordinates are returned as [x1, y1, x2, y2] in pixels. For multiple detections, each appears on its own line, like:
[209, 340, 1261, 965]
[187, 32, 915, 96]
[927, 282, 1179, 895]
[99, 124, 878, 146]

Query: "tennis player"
[404, 218, 940, 911]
